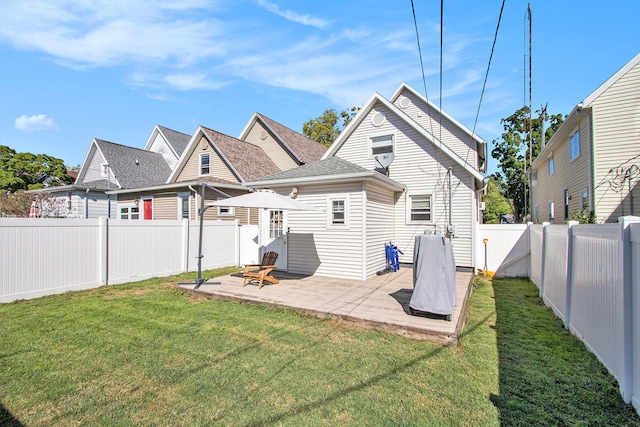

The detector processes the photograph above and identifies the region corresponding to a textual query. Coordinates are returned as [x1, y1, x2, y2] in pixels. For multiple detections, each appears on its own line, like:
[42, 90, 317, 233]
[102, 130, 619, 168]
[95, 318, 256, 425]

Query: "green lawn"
[1, 270, 638, 426]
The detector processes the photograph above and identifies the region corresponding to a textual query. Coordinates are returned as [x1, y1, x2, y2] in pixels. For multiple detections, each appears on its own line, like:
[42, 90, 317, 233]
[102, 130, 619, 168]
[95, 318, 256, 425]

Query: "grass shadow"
[490, 277, 640, 425]
[0, 401, 24, 427]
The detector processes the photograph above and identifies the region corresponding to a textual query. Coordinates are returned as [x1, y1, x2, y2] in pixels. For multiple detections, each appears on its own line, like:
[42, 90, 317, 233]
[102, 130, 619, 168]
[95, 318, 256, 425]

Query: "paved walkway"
[179, 268, 473, 345]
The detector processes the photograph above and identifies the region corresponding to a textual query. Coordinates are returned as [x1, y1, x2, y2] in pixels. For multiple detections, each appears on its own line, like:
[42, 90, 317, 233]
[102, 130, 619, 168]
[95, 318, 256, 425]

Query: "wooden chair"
[243, 251, 280, 288]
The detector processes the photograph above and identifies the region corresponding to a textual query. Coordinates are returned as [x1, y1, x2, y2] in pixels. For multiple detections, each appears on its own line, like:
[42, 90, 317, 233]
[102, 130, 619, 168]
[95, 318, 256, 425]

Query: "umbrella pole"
[195, 184, 206, 288]
[180, 184, 220, 289]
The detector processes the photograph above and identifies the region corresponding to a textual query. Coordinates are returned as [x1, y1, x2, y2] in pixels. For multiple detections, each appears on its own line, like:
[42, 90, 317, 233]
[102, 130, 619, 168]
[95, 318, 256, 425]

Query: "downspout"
[448, 167, 453, 240]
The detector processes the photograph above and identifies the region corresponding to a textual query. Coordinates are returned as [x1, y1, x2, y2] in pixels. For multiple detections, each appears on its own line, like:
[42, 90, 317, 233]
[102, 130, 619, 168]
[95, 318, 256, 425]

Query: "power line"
[410, 0, 442, 183]
[465, 0, 505, 169]
[470, 0, 505, 139]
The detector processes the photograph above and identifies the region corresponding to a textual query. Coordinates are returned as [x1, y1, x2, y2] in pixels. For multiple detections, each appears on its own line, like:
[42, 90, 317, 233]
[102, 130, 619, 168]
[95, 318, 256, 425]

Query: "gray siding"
[83, 147, 118, 187]
[286, 183, 364, 280]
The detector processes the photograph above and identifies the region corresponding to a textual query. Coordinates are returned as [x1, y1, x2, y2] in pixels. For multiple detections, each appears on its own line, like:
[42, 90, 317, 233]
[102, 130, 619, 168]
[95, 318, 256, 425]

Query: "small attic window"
[200, 153, 210, 176]
[101, 163, 109, 177]
[370, 135, 394, 156]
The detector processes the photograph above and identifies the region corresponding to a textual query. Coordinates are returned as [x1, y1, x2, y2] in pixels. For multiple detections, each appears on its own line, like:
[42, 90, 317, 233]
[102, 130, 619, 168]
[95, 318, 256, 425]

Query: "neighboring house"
[29, 138, 172, 218]
[246, 83, 487, 280]
[143, 125, 191, 170]
[115, 116, 326, 224]
[531, 53, 640, 224]
[239, 112, 327, 169]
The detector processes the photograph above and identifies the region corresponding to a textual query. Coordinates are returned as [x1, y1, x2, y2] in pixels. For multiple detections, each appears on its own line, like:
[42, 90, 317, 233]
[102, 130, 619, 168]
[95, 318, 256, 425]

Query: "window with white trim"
[548, 201, 555, 223]
[408, 194, 432, 222]
[548, 154, 555, 175]
[200, 153, 210, 176]
[570, 130, 580, 160]
[216, 197, 235, 216]
[119, 205, 140, 220]
[332, 199, 345, 224]
[327, 196, 349, 227]
[101, 163, 109, 177]
[269, 210, 283, 238]
[370, 135, 393, 157]
[178, 193, 190, 219]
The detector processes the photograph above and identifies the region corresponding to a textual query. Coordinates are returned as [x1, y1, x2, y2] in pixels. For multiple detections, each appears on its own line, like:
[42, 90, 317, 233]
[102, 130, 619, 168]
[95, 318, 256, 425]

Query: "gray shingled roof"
[158, 125, 191, 157]
[256, 113, 327, 164]
[247, 156, 371, 182]
[95, 139, 171, 188]
[201, 127, 281, 182]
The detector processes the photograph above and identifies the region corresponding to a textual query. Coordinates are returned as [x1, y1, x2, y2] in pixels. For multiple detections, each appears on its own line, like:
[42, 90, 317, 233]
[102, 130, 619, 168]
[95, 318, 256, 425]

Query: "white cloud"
[129, 72, 228, 92]
[0, 1, 226, 68]
[15, 114, 59, 132]
[257, 0, 329, 29]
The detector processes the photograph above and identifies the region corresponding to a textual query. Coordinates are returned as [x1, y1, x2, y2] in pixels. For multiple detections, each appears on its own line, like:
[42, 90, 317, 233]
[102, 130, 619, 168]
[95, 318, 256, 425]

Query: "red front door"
[143, 199, 153, 220]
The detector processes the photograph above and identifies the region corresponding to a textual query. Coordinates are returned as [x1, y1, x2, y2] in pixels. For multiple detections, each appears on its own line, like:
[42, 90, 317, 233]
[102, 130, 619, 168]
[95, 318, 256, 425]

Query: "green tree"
[0, 145, 73, 192]
[482, 176, 513, 223]
[302, 107, 359, 148]
[491, 106, 563, 221]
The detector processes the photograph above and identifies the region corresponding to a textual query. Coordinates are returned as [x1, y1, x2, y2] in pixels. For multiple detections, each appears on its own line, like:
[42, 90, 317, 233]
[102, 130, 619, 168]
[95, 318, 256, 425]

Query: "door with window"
[261, 209, 287, 270]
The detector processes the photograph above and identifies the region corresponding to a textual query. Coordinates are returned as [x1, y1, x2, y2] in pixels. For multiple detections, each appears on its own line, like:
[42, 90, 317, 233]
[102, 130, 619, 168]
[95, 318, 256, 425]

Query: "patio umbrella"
[207, 189, 315, 211]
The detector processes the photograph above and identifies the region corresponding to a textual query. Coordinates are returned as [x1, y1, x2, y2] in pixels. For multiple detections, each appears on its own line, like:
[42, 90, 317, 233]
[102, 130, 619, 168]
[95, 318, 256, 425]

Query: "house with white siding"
[531, 53, 640, 224]
[245, 83, 487, 280]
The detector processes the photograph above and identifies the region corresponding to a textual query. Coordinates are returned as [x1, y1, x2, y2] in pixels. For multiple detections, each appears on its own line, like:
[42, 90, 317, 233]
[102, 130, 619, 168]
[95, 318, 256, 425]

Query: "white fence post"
[630, 222, 640, 413]
[619, 216, 640, 404]
[99, 217, 109, 286]
[564, 221, 579, 329]
[539, 222, 550, 298]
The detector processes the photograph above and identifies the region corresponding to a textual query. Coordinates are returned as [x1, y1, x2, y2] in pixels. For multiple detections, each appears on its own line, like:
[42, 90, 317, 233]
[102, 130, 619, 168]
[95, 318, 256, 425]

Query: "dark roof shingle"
[95, 139, 171, 188]
[158, 125, 191, 157]
[247, 156, 370, 182]
[201, 127, 282, 182]
[256, 113, 327, 163]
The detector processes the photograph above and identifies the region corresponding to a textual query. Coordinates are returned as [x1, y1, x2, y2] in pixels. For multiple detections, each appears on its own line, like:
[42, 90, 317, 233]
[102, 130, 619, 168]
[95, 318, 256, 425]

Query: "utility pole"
[526, 3, 532, 222]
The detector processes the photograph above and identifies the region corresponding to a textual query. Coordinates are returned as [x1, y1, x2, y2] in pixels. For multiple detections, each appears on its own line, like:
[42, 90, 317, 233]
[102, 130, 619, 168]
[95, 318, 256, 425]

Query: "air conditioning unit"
[479, 202, 486, 210]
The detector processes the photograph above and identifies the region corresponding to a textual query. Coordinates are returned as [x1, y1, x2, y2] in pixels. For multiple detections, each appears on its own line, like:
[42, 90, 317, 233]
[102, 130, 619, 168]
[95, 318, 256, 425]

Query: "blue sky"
[1, 0, 638, 175]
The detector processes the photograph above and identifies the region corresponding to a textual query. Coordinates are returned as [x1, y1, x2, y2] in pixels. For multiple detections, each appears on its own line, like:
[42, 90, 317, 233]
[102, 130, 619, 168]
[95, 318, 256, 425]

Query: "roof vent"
[399, 96, 411, 109]
[260, 130, 268, 140]
[371, 112, 386, 127]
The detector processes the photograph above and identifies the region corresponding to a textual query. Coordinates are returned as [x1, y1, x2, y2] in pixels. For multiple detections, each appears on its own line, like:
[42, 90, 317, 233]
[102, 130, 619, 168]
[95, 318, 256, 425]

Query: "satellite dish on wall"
[375, 152, 394, 169]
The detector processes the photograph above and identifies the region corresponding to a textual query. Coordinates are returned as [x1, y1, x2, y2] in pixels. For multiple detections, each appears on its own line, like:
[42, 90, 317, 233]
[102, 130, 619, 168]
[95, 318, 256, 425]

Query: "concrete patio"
[179, 267, 473, 345]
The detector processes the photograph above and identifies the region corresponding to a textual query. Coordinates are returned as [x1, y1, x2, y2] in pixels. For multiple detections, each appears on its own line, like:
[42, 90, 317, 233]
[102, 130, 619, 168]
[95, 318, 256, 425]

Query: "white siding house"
[248, 83, 487, 278]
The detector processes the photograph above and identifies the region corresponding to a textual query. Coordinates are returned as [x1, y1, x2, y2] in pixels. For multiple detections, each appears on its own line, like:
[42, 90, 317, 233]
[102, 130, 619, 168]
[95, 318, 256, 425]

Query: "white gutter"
[248, 171, 406, 192]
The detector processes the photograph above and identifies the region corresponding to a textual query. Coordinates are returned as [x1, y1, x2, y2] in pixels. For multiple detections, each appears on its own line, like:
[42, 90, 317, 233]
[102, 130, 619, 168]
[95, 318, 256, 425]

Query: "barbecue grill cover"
[410, 234, 456, 315]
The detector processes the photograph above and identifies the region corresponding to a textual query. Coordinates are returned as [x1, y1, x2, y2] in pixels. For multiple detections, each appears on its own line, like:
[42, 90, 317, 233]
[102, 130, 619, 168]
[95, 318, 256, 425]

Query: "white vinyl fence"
[477, 217, 640, 413]
[0, 218, 258, 303]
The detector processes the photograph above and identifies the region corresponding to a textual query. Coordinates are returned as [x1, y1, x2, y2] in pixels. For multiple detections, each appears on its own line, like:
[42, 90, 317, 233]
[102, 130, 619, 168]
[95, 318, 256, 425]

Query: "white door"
[261, 209, 287, 270]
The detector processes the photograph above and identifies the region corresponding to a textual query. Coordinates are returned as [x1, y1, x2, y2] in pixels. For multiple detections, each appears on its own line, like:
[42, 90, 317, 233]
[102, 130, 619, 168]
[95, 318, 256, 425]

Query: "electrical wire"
[465, 0, 505, 168]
